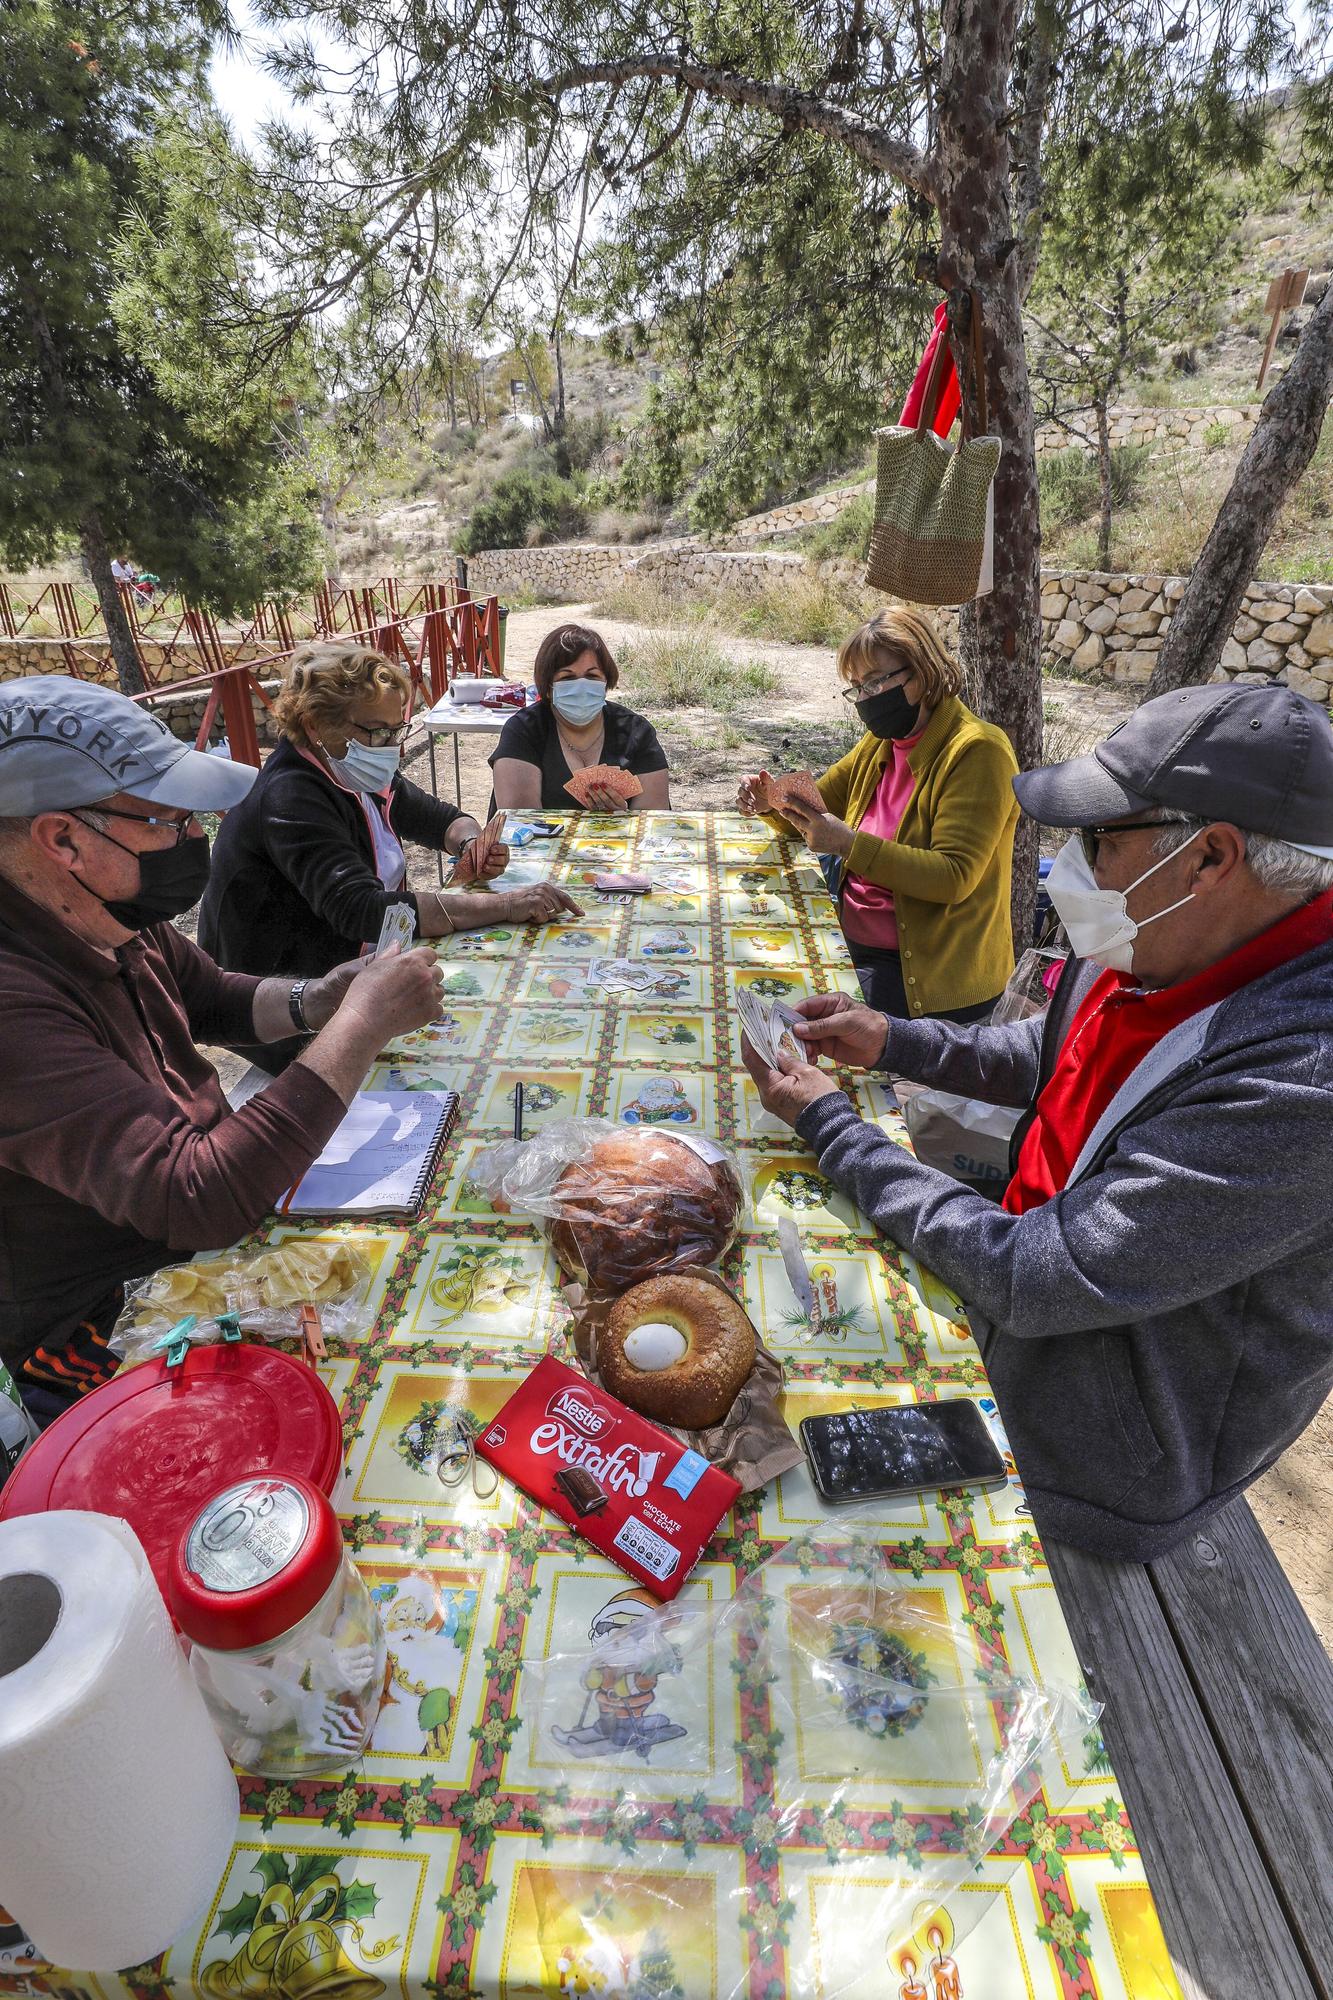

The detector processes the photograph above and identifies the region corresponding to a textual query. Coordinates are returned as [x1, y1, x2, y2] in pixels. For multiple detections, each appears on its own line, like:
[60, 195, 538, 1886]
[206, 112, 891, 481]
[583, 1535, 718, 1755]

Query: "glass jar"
[168, 1473, 386, 1777]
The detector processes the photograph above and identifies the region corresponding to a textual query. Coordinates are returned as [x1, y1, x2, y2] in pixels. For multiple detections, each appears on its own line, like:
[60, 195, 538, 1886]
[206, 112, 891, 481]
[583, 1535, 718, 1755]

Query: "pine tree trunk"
[80, 510, 145, 697]
[553, 323, 567, 436]
[1096, 397, 1114, 572]
[1147, 278, 1333, 699]
[935, 0, 1043, 953]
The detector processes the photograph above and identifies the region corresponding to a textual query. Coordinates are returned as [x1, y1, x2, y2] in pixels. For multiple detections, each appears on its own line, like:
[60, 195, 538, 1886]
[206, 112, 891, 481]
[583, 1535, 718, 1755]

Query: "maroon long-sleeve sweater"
[0, 875, 346, 1370]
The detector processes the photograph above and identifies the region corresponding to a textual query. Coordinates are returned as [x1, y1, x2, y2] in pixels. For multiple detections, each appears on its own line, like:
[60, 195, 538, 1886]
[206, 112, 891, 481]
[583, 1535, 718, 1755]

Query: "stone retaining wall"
[1033, 402, 1269, 459]
[1041, 571, 1333, 699]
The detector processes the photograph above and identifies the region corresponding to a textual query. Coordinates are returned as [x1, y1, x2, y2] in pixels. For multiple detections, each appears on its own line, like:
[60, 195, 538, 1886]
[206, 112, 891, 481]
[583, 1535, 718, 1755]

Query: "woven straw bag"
[866, 296, 1002, 606]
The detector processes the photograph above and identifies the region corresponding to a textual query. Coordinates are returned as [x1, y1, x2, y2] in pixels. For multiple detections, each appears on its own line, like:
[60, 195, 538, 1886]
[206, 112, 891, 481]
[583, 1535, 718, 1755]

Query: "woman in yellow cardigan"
[738, 608, 1018, 1022]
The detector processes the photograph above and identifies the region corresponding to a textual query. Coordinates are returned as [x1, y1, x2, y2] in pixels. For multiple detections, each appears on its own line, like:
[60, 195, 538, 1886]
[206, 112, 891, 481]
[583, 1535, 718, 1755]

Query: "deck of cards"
[374, 901, 417, 958]
[452, 811, 506, 884]
[737, 985, 805, 1069]
[564, 764, 643, 808]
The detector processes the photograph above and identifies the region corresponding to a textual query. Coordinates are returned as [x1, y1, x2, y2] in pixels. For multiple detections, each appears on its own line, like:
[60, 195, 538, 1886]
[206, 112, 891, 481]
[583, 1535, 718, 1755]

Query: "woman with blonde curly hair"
[737, 607, 1018, 1022]
[200, 643, 581, 1069]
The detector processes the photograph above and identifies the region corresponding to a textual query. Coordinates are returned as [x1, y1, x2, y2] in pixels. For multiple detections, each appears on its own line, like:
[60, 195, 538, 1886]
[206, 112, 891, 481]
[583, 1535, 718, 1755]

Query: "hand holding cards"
[452, 810, 506, 884]
[736, 985, 804, 1069]
[564, 764, 642, 808]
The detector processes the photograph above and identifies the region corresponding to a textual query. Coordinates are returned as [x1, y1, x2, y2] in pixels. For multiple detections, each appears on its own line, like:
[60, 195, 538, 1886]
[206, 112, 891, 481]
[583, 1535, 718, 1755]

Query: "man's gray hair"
[1152, 809, 1333, 900]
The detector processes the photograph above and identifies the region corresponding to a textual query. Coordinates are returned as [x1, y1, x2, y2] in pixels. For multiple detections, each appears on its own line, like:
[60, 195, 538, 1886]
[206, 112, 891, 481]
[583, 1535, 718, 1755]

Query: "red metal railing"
[0, 577, 505, 767]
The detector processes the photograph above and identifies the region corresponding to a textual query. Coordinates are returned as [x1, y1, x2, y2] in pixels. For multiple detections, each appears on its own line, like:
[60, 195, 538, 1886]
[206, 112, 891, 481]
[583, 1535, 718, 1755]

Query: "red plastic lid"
[0, 1344, 343, 1610]
[168, 1471, 344, 1650]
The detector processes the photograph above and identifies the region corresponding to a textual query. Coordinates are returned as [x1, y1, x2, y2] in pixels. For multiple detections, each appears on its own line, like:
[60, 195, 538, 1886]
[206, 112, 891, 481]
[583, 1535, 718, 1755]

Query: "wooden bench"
[1047, 1496, 1333, 1999]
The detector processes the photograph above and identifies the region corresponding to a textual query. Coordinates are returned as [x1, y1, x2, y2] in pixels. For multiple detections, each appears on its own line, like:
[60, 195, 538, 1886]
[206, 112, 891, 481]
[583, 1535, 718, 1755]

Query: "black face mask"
[81, 825, 212, 929]
[855, 682, 920, 740]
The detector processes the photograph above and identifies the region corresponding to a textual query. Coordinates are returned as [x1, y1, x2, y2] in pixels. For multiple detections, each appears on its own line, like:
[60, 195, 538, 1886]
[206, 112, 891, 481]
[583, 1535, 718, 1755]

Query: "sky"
[208, 2, 298, 147]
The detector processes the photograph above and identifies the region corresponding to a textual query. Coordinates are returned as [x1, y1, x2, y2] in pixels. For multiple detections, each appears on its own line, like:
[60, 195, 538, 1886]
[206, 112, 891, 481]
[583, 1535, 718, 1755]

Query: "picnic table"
[28, 807, 1320, 2000]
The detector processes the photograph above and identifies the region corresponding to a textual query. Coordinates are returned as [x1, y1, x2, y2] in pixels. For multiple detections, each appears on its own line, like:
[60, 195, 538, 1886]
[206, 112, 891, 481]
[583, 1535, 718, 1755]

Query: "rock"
[1285, 665, 1329, 702]
[1163, 578, 1187, 602]
[1294, 587, 1329, 615]
[1120, 588, 1153, 614]
[1286, 645, 1310, 669]
[1262, 621, 1300, 646]
[1246, 639, 1283, 671]
[1113, 650, 1156, 683]
[1250, 600, 1296, 624]
[1118, 611, 1162, 637]
[1220, 638, 1247, 671]
[1071, 634, 1106, 673]
[1304, 613, 1333, 659]
[1053, 619, 1082, 652]
[1232, 615, 1261, 643]
[1043, 593, 1069, 621]
[1084, 602, 1118, 635]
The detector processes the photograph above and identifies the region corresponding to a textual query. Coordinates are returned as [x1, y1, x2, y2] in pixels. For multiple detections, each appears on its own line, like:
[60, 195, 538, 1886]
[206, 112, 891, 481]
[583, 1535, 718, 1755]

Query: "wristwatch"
[289, 979, 312, 1033]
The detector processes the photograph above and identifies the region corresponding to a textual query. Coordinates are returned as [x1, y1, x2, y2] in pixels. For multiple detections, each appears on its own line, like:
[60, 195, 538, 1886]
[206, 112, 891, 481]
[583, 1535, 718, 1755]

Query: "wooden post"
[1256, 266, 1309, 394]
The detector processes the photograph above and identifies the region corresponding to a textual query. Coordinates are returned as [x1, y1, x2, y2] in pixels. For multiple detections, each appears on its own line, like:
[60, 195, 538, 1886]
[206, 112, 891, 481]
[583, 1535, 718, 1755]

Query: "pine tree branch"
[535, 56, 938, 198]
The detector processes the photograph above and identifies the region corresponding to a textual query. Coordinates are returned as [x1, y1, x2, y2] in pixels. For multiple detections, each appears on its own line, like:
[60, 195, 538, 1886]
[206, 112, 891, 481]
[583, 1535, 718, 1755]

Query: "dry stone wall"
[1041, 571, 1333, 700]
[1033, 403, 1267, 458]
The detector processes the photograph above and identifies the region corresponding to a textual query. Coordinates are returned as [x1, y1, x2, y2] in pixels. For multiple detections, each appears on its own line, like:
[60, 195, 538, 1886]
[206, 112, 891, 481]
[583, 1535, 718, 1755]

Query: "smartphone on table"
[799, 1400, 1008, 1504]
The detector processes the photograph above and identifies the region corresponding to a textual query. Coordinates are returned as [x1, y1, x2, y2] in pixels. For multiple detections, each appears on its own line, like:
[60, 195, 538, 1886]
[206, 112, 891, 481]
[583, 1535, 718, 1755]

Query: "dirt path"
[392, 596, 1328, 1644]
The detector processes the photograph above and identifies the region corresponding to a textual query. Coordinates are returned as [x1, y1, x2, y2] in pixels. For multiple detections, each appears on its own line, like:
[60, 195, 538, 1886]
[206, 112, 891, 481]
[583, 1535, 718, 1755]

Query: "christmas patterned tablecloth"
[13, 811, 1180, 2000]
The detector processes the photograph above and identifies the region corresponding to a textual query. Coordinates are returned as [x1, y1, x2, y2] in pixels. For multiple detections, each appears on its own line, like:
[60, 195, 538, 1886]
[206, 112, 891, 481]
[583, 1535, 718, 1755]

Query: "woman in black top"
[489, 623, 671, 813]
[199, 643, 581, 1070]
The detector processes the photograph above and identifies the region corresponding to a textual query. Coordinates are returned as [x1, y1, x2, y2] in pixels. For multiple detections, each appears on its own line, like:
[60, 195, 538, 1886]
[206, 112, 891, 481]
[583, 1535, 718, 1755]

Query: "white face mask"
[328, 738, 401, 793]
[1047, 829, 1202, 972]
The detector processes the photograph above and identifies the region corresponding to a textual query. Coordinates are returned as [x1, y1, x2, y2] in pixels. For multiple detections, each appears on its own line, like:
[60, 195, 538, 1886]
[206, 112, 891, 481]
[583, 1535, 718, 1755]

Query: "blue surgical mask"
[550, 679, 607, 726]
[328, 739, 401, 793]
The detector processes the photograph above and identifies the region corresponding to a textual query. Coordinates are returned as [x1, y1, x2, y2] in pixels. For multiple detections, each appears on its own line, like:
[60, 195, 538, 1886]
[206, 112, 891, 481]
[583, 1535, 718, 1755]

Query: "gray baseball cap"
[0, 677, 256, 816]
[1015, 683, 1333, 859]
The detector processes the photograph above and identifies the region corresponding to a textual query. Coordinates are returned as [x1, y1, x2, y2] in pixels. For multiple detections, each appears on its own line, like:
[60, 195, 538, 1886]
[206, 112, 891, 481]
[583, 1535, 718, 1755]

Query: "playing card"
[736, 987, 776, 1068]
[593, 872, 652, 894]
[374, 901, 416, 958]
[585, 957, 657, 993]
[564, 763, 643, 807]
[769, 769, 824, 813]
[770, 1002, 805, 1064]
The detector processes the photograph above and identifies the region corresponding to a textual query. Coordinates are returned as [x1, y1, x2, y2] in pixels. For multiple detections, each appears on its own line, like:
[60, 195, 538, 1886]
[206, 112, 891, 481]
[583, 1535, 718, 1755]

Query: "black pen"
[514, 1081, 524, 1141]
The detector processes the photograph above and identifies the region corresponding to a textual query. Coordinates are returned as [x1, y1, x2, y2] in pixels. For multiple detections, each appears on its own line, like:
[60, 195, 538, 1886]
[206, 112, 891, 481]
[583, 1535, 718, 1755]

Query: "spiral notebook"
[278, 1089, 459, 1216]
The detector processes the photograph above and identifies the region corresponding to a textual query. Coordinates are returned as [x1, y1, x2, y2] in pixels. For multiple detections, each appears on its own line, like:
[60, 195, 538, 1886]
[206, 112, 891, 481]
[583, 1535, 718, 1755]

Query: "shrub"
[1039, 444, 1150, 536]
[617, 630, 779, 708]
[732, 568, 878, 647]
[560, 410, 617, 472]
[798, 493, 874, 560]
[456, 468, 588, 554]
[1202, 419, 1233, 450]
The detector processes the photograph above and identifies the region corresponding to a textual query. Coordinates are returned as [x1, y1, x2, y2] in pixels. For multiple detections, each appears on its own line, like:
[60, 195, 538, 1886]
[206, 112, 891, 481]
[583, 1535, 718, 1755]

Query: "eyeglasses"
[1077, 819, 1176, 866]
[76, 804, 197, 844]
[840, 672, 907, 705]
[347, 720, 410, 748]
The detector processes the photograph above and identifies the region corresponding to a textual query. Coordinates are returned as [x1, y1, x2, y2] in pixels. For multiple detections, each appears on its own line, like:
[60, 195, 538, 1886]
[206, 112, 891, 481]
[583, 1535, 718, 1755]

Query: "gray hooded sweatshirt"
[793, 943, 1333, 1560]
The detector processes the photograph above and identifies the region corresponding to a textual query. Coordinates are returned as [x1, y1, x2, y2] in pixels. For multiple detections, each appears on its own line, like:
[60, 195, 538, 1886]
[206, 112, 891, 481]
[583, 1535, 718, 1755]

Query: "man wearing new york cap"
[0, 678, 444, 1425]
[744, 683, 1333, 1560]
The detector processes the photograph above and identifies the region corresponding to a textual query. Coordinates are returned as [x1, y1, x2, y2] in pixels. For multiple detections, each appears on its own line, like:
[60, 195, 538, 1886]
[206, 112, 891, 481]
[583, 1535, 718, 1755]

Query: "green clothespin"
[161, 1314, 197, 1368]
[218, 1311, 243, 1344]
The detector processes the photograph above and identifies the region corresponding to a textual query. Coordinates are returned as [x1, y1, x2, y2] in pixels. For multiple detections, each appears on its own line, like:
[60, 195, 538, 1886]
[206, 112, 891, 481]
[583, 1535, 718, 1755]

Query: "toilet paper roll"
[0, 1510, 239, 1972]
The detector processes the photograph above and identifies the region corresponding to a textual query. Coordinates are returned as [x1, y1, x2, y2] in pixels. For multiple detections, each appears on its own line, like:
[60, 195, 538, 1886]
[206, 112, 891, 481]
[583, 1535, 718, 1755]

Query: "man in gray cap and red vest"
[744, 683, 1333, 1559]
[0, 677, 444, 1423]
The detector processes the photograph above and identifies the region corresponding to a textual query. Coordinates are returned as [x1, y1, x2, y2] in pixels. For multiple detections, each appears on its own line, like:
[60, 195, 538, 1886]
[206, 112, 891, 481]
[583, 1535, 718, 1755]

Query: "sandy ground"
[394, 599, 1332, 1645]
